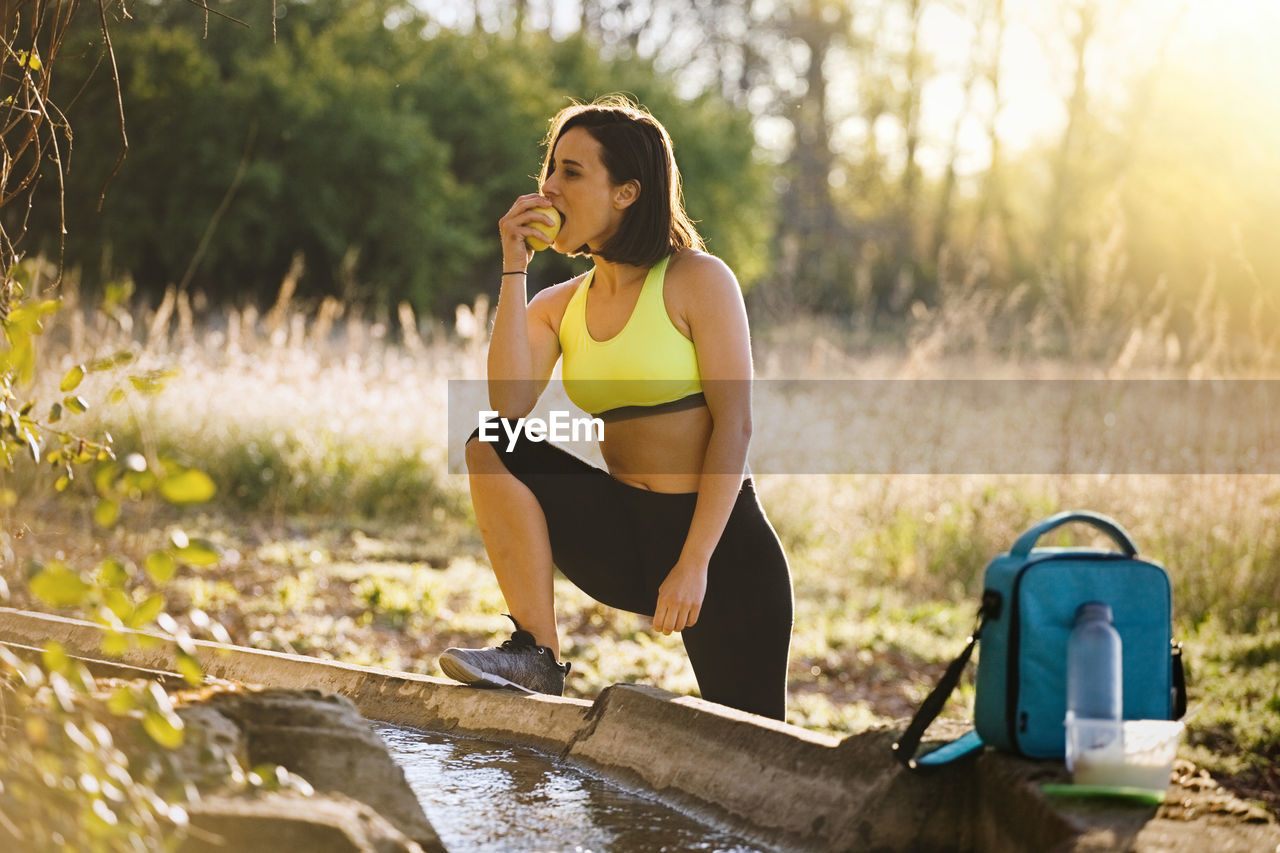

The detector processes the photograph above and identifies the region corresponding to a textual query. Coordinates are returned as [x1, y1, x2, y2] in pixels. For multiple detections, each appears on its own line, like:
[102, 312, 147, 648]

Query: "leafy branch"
[1, 3, 292, 850]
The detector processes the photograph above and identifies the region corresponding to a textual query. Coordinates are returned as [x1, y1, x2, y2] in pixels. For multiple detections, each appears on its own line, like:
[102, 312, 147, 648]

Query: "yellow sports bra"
[558, 255, 703, 418]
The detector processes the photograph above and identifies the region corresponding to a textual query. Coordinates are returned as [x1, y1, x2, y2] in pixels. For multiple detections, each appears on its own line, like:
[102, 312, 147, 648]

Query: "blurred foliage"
[0, 255, 315, 849]
[100, 420, 462, 522]
[24, 0, 770, 314]
[0, 644, 189, 852]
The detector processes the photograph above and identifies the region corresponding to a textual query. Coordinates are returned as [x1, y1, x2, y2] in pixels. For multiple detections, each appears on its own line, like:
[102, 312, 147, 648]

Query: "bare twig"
[94, 0, 127, 211]
[180, 0, 248, 28]
[61, 48, 105, 112]
[177, 121, 257, 292]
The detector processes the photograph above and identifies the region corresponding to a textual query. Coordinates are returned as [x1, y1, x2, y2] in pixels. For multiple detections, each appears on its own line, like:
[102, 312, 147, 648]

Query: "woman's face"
[541, 126, 635, 256]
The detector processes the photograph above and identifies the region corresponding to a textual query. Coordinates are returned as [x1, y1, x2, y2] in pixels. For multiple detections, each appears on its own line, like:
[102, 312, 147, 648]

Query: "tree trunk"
[777, 1, 852, 311]
[1044, 0, 1097, 261]
[932, 0, 990, 267]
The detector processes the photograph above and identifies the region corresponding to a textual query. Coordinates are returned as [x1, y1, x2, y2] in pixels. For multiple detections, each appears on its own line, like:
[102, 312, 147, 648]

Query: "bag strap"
[1010, 510, 1138, 559]
[1172, 640, 1187, 719]
[891, 603, 988, 770]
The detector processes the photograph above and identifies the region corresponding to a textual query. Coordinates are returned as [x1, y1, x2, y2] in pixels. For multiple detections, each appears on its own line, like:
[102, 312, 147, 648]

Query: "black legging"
[467, 421, 793, 720]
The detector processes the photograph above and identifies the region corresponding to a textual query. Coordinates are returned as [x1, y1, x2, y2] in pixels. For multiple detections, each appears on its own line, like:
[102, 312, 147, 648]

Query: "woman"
[439, 96, 792, 720]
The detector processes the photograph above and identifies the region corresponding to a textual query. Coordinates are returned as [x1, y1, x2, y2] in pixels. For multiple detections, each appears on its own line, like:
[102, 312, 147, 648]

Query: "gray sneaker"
[438, 617, 570, 696]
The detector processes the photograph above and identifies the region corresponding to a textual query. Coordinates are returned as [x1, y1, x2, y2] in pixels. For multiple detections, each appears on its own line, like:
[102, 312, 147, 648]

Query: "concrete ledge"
[0, 605, 590, 754]
[4, 606, 1278, 853]
[565, 683, 985, 851]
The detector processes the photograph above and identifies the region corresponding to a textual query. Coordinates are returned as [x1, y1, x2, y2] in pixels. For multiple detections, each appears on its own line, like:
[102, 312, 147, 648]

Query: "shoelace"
[498, 629, 540, 651]
[497, 614, 568, 673]
[497, 614, 544, 653]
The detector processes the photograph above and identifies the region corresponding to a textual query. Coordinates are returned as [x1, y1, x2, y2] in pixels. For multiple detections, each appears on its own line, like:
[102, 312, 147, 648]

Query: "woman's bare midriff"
[598, 402, 714, 493]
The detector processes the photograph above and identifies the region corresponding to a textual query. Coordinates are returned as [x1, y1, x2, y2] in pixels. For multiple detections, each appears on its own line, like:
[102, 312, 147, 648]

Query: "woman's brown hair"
[539, 95, 705, 266]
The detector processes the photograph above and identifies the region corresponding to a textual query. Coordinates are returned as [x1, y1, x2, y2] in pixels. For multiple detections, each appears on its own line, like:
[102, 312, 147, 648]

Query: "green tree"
[36, 0, 470, 311]
[24, 0, 771, 315]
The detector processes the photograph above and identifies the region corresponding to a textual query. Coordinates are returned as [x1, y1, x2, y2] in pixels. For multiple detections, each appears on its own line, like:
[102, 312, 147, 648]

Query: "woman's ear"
[613, 180, 641, 210]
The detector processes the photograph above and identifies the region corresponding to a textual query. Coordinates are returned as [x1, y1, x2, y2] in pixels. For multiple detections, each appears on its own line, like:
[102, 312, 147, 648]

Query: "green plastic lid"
[1040, 782, 1166, 807]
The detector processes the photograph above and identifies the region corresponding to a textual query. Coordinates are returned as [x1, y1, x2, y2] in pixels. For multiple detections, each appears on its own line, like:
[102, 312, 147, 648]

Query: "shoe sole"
[438, 651, 536, 694]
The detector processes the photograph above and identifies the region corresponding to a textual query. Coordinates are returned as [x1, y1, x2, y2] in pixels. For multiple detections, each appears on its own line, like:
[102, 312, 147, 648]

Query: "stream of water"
[374, 723, 767, 853]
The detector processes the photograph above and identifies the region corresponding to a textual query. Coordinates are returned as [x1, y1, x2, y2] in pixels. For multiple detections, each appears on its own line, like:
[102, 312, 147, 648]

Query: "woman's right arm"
[488, 193, 563, 417]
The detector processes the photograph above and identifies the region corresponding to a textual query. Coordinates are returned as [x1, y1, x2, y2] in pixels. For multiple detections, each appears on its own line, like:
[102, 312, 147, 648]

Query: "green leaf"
[97, 557, 130, 588]
[104, 589, 132, 621]
[48, 401, 62, 423]
[94, 498, 120, 529]
[128, 593, 165, 628]
[123, 467, 158, 496]
[159, 469, 216, 505]
[129, 370, 177, 394]
[142, 708, 185, 749]
[29, 562, 91, 607]
[101, 631, 130, 656]
[41, 642, 71, 676]
[144, 550, 176, 583]
[59, 365, 85, 392]
[63, 395, 88, 414]
[94, 462, 120, 497]
[9, 339, 34, 387]
[175, 650, 203, 686]
[107, 686, 136, 715]
[174, 540, 219, 567]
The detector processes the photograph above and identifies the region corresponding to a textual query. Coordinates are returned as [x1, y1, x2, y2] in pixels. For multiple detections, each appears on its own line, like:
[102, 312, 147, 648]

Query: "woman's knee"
[465, 433, 505, 475]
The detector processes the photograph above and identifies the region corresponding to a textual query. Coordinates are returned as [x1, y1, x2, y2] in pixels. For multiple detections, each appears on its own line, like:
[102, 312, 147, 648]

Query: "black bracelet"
[502, 270, 527, 277]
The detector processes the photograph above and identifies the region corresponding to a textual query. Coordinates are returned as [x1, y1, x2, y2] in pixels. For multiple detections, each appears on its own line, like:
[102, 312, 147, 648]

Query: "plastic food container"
[1065, 715, 1184, 791]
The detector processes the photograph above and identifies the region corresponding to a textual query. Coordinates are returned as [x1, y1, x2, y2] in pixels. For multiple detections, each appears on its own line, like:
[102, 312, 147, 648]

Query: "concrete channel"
[2, 606, 1276, 852]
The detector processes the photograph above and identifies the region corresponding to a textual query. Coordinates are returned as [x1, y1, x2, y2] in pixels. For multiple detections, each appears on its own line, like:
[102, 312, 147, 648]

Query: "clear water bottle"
[1067, 601, 1123, 721]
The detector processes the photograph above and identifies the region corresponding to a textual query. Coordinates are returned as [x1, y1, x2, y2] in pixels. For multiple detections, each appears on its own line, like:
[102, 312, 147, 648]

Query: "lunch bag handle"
[1009, 510, 1138, 559]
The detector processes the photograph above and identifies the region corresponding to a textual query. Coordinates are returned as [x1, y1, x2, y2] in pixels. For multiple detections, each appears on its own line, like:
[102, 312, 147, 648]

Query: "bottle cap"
[1074, 601, 1113, 623]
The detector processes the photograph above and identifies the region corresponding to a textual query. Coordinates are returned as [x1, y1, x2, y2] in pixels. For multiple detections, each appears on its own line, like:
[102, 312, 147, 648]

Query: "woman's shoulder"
[529, 271, 590, 328]
[666, 247, 735, 282]
[664, 249, 743, 310]
[531, 271, 588, 305]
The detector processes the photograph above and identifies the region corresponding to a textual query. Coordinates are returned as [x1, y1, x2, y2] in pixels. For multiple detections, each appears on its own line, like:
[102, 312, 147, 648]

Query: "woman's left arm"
[652, 254, 754, 635]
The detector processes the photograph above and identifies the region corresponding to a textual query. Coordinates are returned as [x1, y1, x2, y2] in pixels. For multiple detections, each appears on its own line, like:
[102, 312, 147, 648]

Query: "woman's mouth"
[553, 209, 567, 245]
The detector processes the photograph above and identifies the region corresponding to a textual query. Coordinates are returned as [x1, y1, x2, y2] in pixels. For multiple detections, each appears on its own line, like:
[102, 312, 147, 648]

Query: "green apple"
[526, 206, 561, 252]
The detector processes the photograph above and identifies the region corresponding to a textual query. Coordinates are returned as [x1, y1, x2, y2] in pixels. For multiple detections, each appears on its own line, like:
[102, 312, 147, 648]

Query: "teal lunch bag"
[893, 511, 1187, 768]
